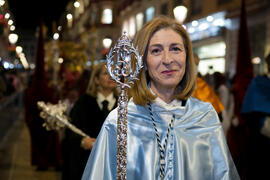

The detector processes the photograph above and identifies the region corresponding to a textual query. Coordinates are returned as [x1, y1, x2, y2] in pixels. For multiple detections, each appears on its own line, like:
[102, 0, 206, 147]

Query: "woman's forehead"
[149, 28, 184, 46]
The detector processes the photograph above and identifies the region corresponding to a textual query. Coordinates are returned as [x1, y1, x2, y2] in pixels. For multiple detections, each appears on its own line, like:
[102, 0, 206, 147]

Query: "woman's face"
[95, 66, 116, 91]
[146, 28, 186, 92]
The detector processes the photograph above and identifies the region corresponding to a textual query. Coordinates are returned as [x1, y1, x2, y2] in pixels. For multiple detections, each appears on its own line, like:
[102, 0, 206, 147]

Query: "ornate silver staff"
[106, 32, 143, 180]
[37, 101, 89, 137]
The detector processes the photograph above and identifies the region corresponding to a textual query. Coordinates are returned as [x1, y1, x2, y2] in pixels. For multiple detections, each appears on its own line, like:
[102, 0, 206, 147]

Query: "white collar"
[97, 92, 116, 110]
[97, 92, 114, 102]
[154, 97, 182, 111]
[149, 87, 183, 111]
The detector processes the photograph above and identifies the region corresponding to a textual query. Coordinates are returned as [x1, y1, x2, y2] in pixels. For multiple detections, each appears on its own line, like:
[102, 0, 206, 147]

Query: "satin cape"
[82, 97, 239, 180]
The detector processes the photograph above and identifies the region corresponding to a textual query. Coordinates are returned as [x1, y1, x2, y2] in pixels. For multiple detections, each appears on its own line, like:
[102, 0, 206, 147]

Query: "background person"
[192, 54, 225, 121]
[241, 53, 270, 179]
[62, 62, 117, 180]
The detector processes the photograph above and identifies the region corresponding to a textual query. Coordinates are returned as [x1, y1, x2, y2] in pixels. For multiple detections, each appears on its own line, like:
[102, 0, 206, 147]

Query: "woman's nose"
[162, 50, 173, 65]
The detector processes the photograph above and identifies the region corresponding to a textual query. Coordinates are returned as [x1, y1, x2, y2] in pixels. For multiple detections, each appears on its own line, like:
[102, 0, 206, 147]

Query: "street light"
[4, 13, 10, 19]
[8, 33, 18, 44]
[173, 0, 188, 24]
[0, 0, 5, 7]
[103, 38, 112, 49]
[74, 1, 80, 8]
[53, 33, 59, 40]
[66, 13, 73, 28]
[66, 13, 73, 20]
[16, 46, 23, 54]
[10, 25, 15, 31]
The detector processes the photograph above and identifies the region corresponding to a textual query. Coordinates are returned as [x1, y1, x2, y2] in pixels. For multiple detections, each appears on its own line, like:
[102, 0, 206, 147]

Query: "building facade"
[59, 0, 270, 77]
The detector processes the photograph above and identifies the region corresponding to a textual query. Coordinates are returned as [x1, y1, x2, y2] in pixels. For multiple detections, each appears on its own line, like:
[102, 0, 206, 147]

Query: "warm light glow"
[53, 33, 59, 40]
[0, 0, 5, 6]
[16, 46, 23, 54]
[8, 19, 13, 25]
[173, 5, 188, 24]
[252, 57, 261, 64]
[66, 13, 73, 20]
[198, 58, 225, 75]
[122, 20, 128, 34]
[136, 13, 144, 31]
[58, 57, 64, 64]
[8, 33, 18, 44]
[182, 25, 187, 29]
[29, 63, 35, 69]
[10, 25, 15, 31]
[4, 13, 10, 19]
[74, 1, 80, 8]
[3, 62, 9, 69]
[129, 17, 136, 38]
[18, 53, 29, 69]
[101, 8, 112, 24]
[103, 38, 112, 49]
[66, 14, 73, 28]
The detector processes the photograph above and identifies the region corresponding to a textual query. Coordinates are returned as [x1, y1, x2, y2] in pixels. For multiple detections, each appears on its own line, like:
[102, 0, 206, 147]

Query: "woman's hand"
[81, 136, 96, 150]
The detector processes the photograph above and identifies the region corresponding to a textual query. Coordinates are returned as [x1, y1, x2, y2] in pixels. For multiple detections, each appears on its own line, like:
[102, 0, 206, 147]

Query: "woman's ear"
[94, 76, 99, 86]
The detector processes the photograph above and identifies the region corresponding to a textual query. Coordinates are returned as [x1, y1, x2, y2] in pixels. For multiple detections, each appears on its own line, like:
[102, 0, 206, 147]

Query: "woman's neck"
[99, 89, 113, 98]
[150, 84, 175, 104]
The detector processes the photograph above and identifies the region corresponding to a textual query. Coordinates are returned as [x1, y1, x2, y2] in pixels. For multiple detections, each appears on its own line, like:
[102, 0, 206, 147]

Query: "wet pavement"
[0, 103, 61, 180]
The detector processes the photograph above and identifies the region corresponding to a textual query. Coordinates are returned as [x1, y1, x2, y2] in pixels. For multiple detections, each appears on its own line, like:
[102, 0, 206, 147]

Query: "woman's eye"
[171, 47, 181, 52]
[151, 48, 161, 55]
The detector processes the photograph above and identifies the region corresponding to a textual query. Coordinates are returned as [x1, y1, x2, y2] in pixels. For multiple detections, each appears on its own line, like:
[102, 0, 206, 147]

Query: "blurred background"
[0, 0, 269, 179]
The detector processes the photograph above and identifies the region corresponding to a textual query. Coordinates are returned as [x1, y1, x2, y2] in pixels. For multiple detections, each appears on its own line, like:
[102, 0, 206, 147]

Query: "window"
[101, 8, 112, 24]
[146, 6, 155, 22]
[160, 3, 168, 15]
[191, 0, 202, 15]
[136, 13, 144, 32]
[194, 41, 226, 75]
[129, 16, 136, 38]
[122, 20, 129, 34]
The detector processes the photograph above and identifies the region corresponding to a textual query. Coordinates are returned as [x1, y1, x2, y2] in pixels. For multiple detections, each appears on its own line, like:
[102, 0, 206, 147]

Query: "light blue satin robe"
[82, 97, 240, 180]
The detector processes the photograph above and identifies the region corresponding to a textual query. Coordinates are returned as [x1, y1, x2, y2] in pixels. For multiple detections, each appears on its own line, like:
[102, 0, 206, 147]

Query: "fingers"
[81, 137, 96, 150]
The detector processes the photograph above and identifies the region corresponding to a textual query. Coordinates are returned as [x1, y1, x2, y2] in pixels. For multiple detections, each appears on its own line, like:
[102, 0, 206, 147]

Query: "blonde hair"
[87, 62, 117, 97]
[129, 16, 197, 106]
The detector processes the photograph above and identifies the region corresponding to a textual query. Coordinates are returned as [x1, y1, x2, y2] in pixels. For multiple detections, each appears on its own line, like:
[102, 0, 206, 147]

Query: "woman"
[62, 62, 117, 180]
[82, 16, 239, 180]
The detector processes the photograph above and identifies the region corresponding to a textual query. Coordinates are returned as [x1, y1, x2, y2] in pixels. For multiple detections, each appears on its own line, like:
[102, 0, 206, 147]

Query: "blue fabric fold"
[82, 97, 239, 180]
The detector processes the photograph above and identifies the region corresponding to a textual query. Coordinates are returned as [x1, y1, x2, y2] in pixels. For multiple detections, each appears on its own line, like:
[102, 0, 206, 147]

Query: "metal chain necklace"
[147, 103, 175, 180]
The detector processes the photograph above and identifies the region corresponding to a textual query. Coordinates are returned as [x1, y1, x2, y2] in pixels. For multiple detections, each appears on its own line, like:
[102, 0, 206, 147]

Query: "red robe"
[24, 22, 62, 169]
[24, 79, 62, 169]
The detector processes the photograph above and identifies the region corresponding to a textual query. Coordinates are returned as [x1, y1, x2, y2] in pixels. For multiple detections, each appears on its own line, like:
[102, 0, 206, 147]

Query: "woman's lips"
[162, 70, 177, 75]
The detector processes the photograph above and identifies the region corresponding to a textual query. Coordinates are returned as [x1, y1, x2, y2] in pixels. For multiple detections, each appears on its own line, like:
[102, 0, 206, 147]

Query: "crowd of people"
[0, 64, 26, 102]
[17, 16, 270, 180]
